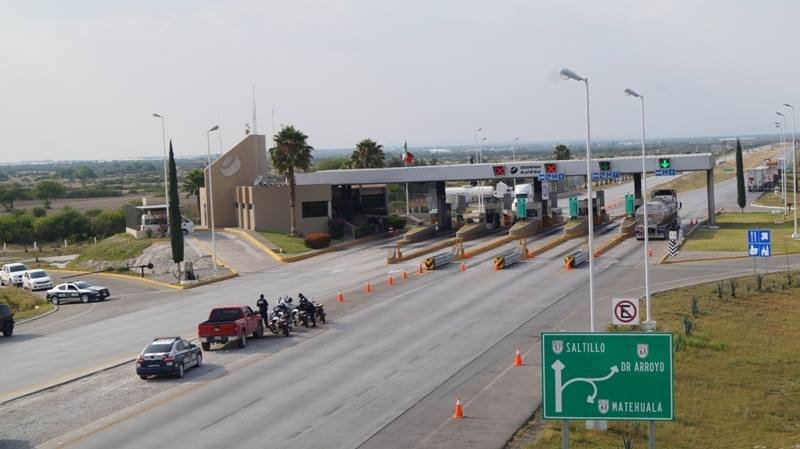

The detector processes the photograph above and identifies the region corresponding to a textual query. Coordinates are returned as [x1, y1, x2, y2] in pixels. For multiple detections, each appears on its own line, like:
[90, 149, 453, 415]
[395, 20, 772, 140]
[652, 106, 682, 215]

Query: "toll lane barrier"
[424, 251, 456, 271]
[493, 249, 522, 270]
[564, 250, 588, 270]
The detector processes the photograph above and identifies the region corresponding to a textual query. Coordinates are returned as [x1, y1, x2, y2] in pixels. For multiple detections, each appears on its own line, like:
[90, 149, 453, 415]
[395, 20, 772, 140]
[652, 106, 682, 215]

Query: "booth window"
[302, 201, 328, 218]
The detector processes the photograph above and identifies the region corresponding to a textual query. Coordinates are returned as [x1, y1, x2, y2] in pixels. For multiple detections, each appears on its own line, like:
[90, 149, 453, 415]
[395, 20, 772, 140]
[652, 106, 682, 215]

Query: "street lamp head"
[208, 125, 219, 132]
[152, 113, 162, 118]
[775, 122, 781, 128]
[514, 137, 520, 141]
[783, 103, 794, 109]
[559, 68, 584, 82]
[481, 137, 487, 141]
[623, 88, 641, 98]
[475, 127, 482, 132]
[777, 112, 785, 117]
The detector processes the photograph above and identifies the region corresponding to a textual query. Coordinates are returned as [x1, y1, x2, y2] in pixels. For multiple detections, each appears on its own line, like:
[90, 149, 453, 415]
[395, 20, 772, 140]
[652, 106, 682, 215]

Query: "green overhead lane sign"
[541, 332, 674, 421]
[599, 160, 611, 171]
[658, 158, 671, 169]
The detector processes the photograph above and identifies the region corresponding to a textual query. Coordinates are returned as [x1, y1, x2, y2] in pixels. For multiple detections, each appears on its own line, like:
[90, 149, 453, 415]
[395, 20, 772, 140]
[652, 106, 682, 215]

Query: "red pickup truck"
[198, 306, 264, 350]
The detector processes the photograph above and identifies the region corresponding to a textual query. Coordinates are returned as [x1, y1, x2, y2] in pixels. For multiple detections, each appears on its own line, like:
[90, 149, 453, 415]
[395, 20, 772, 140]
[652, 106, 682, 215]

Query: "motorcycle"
[268, 309, 291, 337]
[313, 301, 326, 324]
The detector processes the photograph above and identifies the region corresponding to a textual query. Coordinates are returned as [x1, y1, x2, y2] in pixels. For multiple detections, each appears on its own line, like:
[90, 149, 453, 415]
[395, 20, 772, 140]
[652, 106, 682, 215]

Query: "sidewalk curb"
[46, 268, 237, 291]
[16, 304, 59, 325]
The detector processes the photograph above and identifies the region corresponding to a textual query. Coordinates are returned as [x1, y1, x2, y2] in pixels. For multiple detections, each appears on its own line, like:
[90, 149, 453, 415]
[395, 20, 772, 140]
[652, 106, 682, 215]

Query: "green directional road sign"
[599, 160, 611, 171]
[658, 158, 671, 169]
[541, 332, 673, 420]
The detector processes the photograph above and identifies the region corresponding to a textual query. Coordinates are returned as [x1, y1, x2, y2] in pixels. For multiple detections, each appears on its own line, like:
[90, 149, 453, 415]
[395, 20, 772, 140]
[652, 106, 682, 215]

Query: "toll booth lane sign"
[541, 333, 673, 420]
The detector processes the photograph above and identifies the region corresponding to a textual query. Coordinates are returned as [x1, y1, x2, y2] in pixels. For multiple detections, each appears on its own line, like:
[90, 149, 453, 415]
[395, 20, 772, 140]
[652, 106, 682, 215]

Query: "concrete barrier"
[564, 250, 588, 269]
[424, 251, 456, 270]
[493, 248, 522, 270]
[400, 224, 437, 244]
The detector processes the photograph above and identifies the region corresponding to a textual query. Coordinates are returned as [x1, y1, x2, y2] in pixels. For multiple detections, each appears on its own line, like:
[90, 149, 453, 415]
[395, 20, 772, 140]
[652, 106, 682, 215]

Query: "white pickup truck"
[1, 263, 29, 287]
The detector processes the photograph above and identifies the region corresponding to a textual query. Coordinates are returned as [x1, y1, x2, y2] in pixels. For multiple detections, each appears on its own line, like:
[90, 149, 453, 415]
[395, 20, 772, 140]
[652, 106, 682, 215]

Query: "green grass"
[682, 212, 800, 253]
[525, 273, 800, 449]
[1, 288, 54, 320]
[69, 234, 161, 268]
[257, 232, 310, 254]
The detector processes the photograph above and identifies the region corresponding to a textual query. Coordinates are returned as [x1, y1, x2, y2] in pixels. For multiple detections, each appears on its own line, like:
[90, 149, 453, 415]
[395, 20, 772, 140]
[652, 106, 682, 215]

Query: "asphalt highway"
[0, 169, 772, 449]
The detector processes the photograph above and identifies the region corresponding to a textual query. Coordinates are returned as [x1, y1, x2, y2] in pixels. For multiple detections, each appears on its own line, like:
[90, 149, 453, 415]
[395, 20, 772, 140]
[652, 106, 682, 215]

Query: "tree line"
[0, 207, 125, 245]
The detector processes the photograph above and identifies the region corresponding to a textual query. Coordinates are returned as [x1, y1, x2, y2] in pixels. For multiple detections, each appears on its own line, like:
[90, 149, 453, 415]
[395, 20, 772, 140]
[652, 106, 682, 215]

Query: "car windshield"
[208, 309, 243, 322]
[144, 342, 174, 354]
[29, 271, 47, 279]
[9, 265, 27, 272]
[74, 281, 93, 289]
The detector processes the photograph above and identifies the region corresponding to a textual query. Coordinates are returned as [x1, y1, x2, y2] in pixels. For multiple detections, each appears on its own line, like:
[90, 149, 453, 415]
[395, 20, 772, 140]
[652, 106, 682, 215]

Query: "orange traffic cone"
[387, 274, 394, 286]
[418, 263, 424, 275]
[460, 262, 466, 272]
[365, 281, 373, 293]
[648, 248, 654, 257]
[514, 348, 523, 366]
[337, 291, 344, 302]
[402, 270, 409, 280]
[452, 396, 464, 419]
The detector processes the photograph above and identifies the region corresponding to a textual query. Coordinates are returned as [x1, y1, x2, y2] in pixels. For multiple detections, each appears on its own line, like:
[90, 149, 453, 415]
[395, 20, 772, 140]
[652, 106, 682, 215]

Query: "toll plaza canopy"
[295, 153, 714, 185]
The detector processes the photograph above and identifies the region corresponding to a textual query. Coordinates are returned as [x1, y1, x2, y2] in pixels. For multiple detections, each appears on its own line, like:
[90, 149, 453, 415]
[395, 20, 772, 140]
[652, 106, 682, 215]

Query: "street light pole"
[561, 68, 595, 333]
[207, 125, 220, 276]
[152, 113, 169, 222]
[784, 104, 798, 237]
[777, 112, 788, 213]
[625, 88, 653, 328]
[474, 128, 482, 164]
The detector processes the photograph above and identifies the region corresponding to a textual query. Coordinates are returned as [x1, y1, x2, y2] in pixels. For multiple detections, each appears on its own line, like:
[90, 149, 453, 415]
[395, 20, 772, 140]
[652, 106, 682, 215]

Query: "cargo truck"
[635, 189, 681, 240]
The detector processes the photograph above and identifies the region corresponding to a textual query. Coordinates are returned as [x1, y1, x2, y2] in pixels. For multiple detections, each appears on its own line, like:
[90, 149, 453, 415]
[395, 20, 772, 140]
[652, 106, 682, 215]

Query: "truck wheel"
[80, 294, 89, 304]
[175, 362, 185, 378]
[2, 323, 12, 337]
[254, 323, 264, 338]
[139, 375, 149, 380]
[201, 342, 211, 351]
[238, 331, 247, 348]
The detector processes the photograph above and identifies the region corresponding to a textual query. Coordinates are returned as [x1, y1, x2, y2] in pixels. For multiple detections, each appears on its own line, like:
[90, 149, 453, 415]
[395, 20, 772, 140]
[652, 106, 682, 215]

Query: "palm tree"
[348, 139, 385, 169]
[270, 125, 314, 236]
[182, 168, 205, 214]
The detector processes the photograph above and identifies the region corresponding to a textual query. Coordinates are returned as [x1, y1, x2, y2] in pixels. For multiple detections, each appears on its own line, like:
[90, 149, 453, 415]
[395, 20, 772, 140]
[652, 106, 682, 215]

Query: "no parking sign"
[612, 298, 640, 326]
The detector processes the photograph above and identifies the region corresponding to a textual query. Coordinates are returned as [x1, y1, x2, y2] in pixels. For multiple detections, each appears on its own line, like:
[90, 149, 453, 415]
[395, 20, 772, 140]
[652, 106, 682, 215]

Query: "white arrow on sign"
[551, 360, 619, 413]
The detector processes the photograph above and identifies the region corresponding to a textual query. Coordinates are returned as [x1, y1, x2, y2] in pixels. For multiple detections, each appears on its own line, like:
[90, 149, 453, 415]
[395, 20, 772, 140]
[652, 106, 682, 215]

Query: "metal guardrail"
[424, 251, 456, 270]
[493, 249, 522, 270]
[564, 250, 588, 269]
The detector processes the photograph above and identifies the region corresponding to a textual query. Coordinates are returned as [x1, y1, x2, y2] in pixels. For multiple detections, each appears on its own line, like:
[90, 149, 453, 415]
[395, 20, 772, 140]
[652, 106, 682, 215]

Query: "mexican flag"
[402, 141, 414, 165]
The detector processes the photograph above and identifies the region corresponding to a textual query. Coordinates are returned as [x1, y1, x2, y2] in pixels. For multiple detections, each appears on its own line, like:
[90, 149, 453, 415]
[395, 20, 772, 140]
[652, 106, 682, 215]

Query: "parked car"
[22, 269, 53, 291]
[136, 337, 202, 379]
[0, 304, 14, 337]
[181, 217, 194, 234]
[1, 263, 29, 287]
[46, 281, 110, 304]
[198, 306, 264, 351]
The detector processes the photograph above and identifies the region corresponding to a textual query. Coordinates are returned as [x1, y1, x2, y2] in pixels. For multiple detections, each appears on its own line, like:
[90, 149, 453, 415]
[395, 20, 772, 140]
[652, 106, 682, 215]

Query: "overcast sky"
[1, 0, 796, 161]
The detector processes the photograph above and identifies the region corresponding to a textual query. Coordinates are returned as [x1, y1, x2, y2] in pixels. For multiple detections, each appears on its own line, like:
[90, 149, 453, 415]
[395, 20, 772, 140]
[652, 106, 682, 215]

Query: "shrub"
[34, 207, 91, 242]
[354, 224, 374, 239]
[90, 209, 125, 238]
[31, 206, 47, 218]
[385, 215, 407, 230]
[304, 233, 332, 249]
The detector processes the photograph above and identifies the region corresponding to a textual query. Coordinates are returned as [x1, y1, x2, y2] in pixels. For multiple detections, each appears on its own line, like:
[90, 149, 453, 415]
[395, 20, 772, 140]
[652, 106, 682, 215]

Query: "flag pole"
[404, 141, 410, 216]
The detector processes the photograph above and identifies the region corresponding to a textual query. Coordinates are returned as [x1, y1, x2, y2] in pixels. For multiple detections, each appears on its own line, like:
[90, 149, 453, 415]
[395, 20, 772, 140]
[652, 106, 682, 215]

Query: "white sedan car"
[22, 269, 53, 291]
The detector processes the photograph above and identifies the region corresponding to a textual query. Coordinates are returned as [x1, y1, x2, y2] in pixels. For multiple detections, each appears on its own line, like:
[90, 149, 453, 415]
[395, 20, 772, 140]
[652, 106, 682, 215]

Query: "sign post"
[542, 333, 673, 448]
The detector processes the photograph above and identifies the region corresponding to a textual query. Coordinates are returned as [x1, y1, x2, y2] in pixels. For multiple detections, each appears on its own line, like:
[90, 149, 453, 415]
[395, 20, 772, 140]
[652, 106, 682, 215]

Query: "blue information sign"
[747, 229, 771, 257]
[655, 169, 676, 176]
[538, 173, 566, 181]
[592, 171, 620, 180]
